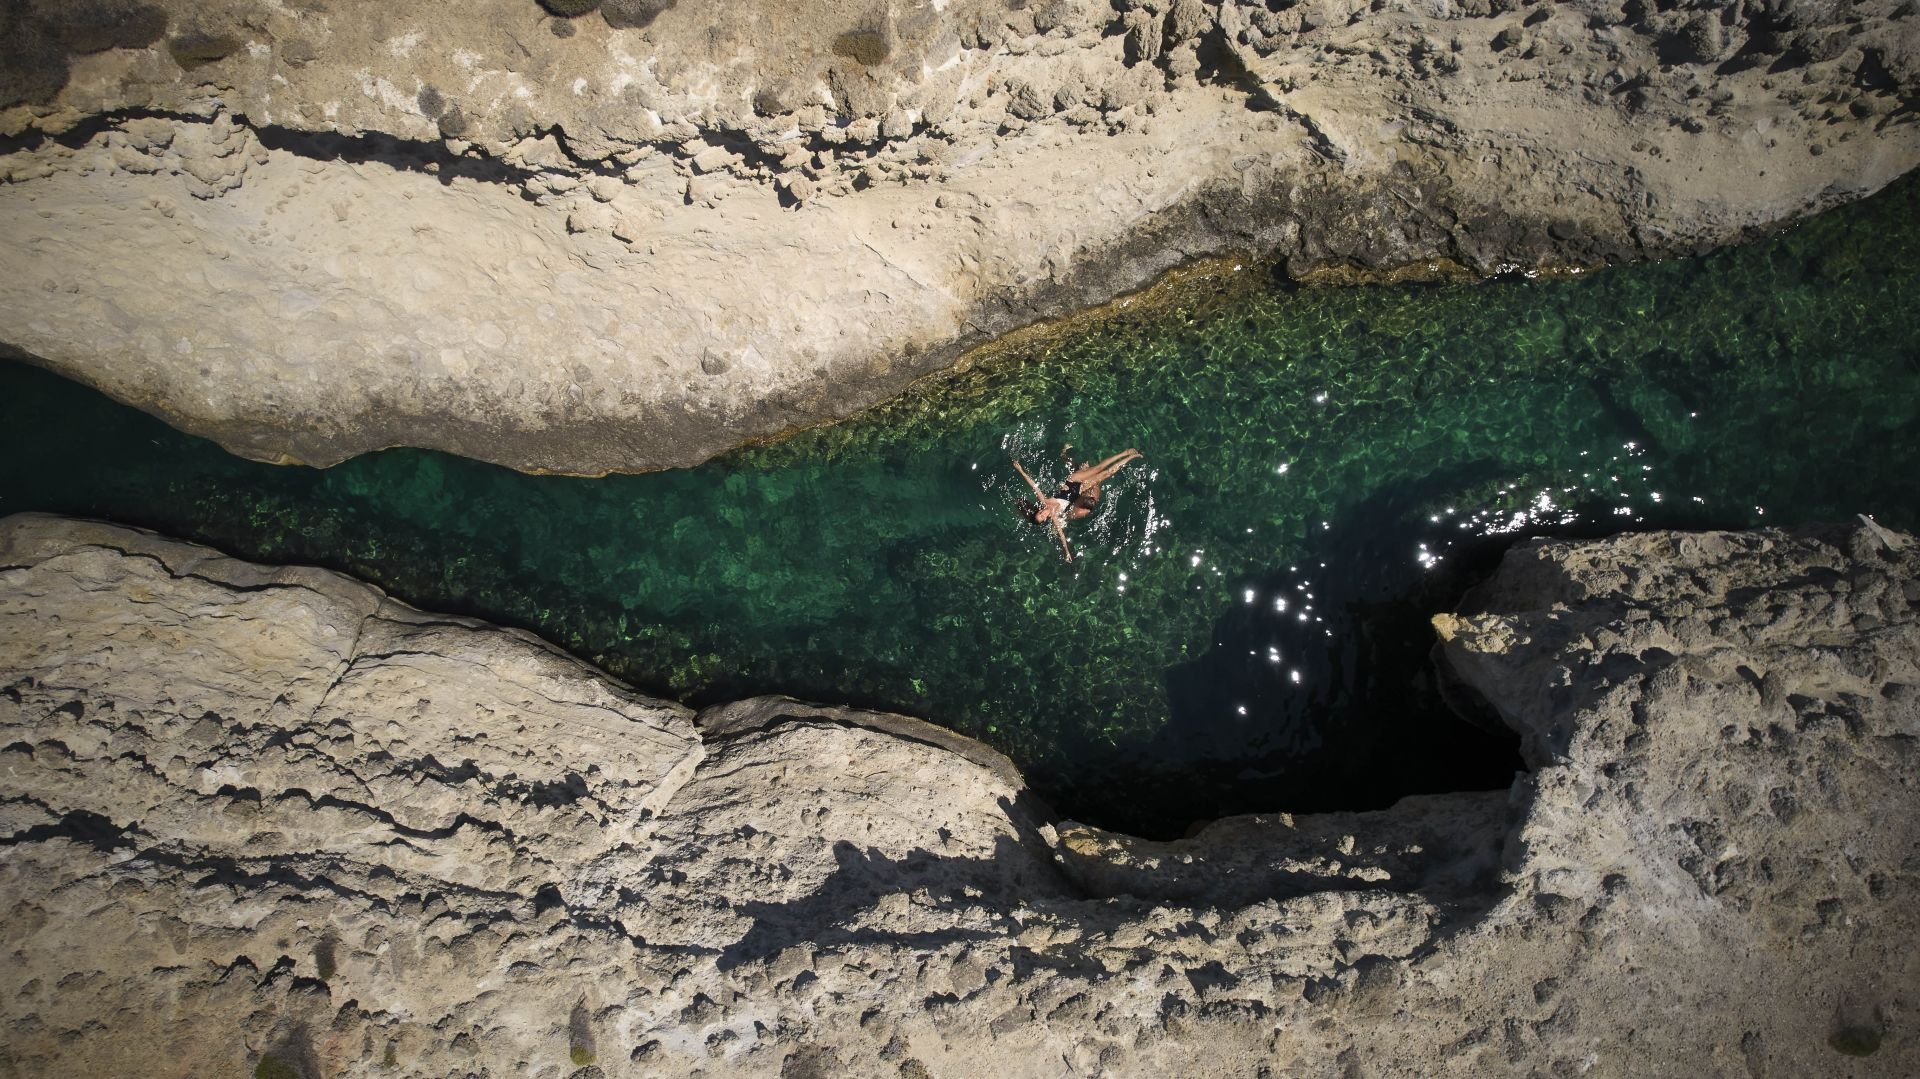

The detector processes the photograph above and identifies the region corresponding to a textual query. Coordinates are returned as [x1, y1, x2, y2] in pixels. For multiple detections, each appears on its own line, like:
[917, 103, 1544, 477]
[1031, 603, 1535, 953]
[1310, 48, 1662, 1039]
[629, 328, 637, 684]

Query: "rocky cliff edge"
[1, 511, 1915, 1075]
[3, 0, 1918, 472]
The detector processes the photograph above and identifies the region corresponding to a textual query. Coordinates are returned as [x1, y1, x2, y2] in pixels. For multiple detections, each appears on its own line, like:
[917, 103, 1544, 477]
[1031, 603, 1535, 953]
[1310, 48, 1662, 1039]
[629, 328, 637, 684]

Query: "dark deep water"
[4, 177, 1918, 838]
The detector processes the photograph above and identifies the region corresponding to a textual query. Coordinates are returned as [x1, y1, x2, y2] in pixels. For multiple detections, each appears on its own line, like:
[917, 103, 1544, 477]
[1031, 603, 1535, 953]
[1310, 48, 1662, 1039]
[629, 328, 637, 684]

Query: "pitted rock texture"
[2, 512, 1917, 1075]
[3, 0, 1918, 472]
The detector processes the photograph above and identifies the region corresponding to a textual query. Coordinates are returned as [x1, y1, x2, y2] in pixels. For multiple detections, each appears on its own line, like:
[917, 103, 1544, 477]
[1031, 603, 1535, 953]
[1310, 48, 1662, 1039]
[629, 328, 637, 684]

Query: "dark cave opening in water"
[3, 176, 1919, 838]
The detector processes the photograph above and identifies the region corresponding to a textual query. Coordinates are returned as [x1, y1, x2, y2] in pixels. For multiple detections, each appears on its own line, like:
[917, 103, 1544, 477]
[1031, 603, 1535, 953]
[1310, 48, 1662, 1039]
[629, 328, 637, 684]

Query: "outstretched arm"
[1011, 459, 1047, 501]
[1012, 459, 1074, 561]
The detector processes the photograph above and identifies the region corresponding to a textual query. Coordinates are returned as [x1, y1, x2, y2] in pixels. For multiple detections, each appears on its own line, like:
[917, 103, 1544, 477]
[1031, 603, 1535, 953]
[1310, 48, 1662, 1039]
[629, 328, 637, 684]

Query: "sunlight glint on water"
[2, 176, 1918, 836]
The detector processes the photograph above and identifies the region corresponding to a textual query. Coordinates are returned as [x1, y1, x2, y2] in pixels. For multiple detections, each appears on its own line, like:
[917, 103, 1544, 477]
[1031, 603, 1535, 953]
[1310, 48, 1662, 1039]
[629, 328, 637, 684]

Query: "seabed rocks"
[1, 511, 1914, 1075]
[1, 0, 1918, 473]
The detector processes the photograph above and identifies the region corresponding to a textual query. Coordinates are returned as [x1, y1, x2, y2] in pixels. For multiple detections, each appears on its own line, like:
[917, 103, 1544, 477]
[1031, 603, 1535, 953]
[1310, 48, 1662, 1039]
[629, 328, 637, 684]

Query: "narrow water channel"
[4, 177, 1917, 837]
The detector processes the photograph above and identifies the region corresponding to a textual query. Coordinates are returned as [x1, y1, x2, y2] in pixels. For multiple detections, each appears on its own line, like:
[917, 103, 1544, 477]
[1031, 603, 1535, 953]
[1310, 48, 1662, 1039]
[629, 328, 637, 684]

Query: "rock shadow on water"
[1061, 466, 1733, 839]
[1018, 470, 1519, 838]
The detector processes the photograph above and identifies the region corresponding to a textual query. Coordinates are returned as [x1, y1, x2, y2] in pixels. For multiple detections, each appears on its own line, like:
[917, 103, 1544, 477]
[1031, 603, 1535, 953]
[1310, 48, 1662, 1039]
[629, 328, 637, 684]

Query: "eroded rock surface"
[2, 512, 1916, 1075]
[3, 0, 1917, 471]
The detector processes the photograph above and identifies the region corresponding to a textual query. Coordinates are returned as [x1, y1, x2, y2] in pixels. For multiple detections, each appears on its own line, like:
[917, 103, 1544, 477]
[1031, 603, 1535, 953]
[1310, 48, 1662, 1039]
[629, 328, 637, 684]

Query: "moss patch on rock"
[602, 0, 676, 30]
[254, 1055, 301, 1079]
[1829, 1025, 1883, 1057]
[831, 28, 890, 67]
[0, 17, 69, 108]
[167, 31, 243, 70]
[48, 1, 169, 55]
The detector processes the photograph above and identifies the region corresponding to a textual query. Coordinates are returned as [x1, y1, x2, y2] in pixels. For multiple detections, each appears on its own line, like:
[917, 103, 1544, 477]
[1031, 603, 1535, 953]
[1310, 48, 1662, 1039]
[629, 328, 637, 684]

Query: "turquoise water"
[4, 177, 1919, 836]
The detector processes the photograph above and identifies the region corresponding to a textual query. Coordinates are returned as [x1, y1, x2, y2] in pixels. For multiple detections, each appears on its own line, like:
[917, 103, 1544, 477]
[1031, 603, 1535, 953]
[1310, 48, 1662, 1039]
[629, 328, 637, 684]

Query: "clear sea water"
[4, 177, 1917, 837]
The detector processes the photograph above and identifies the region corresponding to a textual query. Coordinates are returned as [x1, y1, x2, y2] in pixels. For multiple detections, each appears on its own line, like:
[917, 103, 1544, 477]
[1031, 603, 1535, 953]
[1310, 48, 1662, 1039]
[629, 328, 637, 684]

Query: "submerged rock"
[1, 512, 1914, 1074]
[0, 0, 1916, 472]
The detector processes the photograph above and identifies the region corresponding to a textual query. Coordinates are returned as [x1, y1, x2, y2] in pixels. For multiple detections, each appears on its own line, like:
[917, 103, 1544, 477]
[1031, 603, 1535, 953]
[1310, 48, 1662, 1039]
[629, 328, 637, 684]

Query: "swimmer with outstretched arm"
[1012, 458, 1075, 561]
[1011, 447, 1144, 562]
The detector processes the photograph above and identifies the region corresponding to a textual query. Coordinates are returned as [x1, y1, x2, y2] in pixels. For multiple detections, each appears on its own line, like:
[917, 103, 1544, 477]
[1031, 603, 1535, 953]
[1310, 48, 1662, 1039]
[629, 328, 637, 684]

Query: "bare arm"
[1011, 459, 1047, 500]
[1013, 459, 1073, 561]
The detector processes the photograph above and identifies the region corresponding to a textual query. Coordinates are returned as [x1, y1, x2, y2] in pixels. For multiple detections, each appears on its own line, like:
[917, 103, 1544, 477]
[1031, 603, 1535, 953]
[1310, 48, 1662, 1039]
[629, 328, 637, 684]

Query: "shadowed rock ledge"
[2, 0, 1918, 472]
[1, 511, 1914, 1075]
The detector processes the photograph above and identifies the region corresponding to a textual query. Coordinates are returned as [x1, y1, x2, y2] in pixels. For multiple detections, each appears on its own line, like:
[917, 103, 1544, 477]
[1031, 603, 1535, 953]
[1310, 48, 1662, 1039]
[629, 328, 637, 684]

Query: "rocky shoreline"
[4, 3, 1917, 1073]
[2, 511, 1913, 1075]
[3, 0, 1918, 472]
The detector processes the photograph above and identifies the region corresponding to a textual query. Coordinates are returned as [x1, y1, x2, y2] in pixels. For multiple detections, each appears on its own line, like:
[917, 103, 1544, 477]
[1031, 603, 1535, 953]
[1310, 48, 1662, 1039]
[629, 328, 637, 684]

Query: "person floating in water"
[1011, 446, 1143, 562]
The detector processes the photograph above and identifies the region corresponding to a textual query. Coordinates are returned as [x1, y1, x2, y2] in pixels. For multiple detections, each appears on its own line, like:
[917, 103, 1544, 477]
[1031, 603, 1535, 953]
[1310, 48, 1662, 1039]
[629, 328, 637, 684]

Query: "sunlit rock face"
[1, 511, 1914, 1075]
[2, 0, 1917, 472]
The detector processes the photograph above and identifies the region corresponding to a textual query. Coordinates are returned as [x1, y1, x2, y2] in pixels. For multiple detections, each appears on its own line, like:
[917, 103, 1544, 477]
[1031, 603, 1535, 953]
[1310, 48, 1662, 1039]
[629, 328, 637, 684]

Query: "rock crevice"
[2, 512, 1915, 1074]
[3, 0, 1917, 472]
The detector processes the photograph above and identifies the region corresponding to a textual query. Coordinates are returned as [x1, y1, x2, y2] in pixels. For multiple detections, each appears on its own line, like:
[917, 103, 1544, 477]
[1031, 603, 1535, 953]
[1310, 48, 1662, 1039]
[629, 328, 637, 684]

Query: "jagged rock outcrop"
[2, 512, 1914, 1075]
[3, 0, 1917, 472]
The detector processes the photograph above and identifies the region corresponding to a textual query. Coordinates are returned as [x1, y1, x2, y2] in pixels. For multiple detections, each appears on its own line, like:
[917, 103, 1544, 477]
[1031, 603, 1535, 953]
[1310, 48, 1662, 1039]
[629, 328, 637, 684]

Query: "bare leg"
[1070, 449, 1142, 485]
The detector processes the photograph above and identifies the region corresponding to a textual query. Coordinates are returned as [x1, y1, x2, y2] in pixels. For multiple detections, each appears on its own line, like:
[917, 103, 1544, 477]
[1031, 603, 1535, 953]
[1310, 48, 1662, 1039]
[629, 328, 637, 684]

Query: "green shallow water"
[5, 177, 1920, 837]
